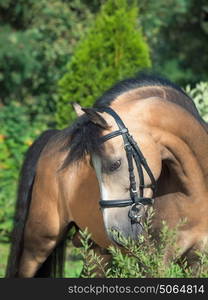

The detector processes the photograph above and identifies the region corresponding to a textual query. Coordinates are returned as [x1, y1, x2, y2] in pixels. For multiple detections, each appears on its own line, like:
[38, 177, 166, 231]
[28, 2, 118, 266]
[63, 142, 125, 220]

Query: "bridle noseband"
[96, 107, 157, 223]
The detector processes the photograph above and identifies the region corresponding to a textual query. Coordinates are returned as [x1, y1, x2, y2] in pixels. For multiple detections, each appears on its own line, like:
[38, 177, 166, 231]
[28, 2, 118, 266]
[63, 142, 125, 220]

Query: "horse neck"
[112, 97, 208, 195]
[111, 85, 206, 126]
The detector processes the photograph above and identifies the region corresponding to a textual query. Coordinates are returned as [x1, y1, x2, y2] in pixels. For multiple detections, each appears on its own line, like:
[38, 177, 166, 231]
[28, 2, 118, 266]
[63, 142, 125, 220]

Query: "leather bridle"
[96, 107, 157, 223]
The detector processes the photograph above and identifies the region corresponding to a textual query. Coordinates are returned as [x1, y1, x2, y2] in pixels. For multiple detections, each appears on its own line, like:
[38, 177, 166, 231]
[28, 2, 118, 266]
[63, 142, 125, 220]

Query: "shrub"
[56, 0, 151, 128]
[0, 102, 47, 241]
[77, 213, 208, 278]
[186, 82, 208, 121]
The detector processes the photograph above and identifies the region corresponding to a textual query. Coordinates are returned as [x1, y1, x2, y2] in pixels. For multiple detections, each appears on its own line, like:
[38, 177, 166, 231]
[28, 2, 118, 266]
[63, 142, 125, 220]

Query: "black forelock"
[61, 113, 104, 168]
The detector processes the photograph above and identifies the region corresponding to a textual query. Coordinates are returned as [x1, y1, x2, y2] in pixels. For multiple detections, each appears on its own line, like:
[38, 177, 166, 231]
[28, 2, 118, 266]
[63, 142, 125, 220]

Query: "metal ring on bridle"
[128, 203, 145, 223]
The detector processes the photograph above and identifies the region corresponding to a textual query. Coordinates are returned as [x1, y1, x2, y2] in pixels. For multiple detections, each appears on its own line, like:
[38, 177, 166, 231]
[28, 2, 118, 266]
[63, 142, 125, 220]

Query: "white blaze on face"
[91, 155, 107, 197]
[92, 155, 111, 226]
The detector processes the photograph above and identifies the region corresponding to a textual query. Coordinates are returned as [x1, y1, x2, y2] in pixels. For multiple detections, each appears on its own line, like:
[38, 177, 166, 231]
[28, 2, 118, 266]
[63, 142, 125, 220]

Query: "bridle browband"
[95, 107, 157, 222]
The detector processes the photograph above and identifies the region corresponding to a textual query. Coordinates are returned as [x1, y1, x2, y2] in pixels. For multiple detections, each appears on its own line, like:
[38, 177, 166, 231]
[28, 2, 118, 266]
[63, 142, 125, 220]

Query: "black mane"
[93, 72, 187, 108]
[61, 72, 203, 167]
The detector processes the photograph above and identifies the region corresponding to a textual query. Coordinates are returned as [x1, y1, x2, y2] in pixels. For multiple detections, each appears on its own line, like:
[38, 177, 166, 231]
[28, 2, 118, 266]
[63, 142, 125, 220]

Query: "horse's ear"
[72, 102, 85, 117]
[82, 108, 110, 129]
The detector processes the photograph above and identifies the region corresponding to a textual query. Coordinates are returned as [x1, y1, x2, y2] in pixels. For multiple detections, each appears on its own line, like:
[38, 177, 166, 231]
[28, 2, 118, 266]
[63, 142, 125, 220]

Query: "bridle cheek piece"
[96, 107, 157, 224]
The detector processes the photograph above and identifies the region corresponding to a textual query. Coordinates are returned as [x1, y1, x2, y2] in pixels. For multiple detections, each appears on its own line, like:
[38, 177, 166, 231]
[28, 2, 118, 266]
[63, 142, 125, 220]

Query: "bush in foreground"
[76, 211, 208, 278]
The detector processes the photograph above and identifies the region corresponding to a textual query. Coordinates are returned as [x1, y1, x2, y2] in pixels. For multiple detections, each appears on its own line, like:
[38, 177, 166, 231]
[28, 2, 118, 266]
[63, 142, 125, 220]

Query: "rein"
[96, 107, 157, 223]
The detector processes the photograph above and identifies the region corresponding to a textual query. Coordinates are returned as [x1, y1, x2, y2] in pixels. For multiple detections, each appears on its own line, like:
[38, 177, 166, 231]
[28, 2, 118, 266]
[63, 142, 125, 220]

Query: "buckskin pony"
[6, 74, 208, 277]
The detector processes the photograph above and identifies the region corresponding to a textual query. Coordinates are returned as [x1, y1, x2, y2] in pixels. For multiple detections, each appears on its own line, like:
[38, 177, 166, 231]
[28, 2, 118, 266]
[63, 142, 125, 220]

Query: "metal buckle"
[128, 203, 145, 223]
[121, 128, 128, 134]
[131, 187, 138, 193]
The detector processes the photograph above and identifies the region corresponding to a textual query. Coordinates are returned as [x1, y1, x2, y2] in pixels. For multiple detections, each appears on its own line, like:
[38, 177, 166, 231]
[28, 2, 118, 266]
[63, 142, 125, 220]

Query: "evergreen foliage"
[57, 0, 151, 128]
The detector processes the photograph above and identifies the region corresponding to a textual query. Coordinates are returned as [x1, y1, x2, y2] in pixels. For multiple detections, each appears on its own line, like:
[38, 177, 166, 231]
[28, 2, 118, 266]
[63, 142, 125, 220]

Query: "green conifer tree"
[57, 0, 151, 128]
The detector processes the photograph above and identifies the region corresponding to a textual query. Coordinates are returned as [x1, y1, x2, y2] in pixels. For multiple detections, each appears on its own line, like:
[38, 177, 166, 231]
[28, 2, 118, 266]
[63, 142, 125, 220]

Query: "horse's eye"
[109, 160, 121, 172]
